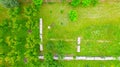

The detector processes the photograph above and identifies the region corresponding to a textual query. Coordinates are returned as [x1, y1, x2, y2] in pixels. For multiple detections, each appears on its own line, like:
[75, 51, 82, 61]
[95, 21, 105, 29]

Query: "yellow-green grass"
[61, 60, 120, 67]
[40, 2, 120, 56]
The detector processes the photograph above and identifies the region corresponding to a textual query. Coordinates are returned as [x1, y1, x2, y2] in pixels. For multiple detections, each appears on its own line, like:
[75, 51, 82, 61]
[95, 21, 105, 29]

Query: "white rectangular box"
[76, 56, 86, 60]
[38, 56, 44, 59]
[94, 57, 105, 60]
[77, 46, 80, 52]
[63, 57, 73, 60]
[104, 57, 115, 60]
[54, 56, 58, 60]
[77, 37, 81, 44]
[40, 18, 42, 34]
[40, 44, 43, 51]
[86, 57, 95, 60]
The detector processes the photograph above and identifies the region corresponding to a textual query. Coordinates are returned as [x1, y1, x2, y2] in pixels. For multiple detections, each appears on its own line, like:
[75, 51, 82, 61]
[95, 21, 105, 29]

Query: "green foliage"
[71, 0, 98, 7]
[24, 15, 40, 65]
[24, 6, 34, 17]
[91, 0, 99, 6]
[71, 0, 81, 7]
[0, 4, 41, 66]
[50, 10, 52, 14]
[24, 33, 40, 66]
[0, 0, 19, 8]
[60, 10, 64, 14]
[24, 5, 38, 19]
[82, 0, 99, 7]
[46, 41, 54, 50]
[24, 5, 40, 31]
[56, 41, 65, 59]
[32, 0, 43, 6]
[68, 10, 77, 21]
[8, 7, 21, 18]
[44, 52, 58, 67]
[2, 36, 21, 66]
[44, 52, 54, 63]
[82, 0, 91, 7]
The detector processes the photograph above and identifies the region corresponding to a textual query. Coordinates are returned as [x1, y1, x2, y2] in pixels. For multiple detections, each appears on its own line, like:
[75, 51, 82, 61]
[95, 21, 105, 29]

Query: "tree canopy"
[0, 0, 19, 8]
[71, 0, 81, 7]
[32, 0, 43, 6]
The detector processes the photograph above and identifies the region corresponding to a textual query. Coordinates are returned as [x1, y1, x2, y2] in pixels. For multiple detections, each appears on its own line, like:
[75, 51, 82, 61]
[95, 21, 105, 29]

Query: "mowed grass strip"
[61, 60, 120, 67]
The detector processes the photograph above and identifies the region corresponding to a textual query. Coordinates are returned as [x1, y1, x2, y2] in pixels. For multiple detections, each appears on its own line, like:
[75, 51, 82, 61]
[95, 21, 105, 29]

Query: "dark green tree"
[71, 0, 81, 7]
[91, 0, 99, 6]
[82, 0, 91, 7]
[0, 0, 19, 8]
[32, 0, 43, 6]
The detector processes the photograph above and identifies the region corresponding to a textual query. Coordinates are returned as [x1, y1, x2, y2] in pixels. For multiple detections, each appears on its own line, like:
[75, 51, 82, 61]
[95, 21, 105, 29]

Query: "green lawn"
[61, 60, 120, 67]
[40, 2, 120, 56]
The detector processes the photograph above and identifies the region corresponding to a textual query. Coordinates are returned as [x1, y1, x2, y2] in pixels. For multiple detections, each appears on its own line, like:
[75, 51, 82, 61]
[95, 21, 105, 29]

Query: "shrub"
[9, 7, 21, 17]
[24, 6, 33, 17]
[91, 0, 99, 6]
[56, 41, 65, 59]
[60, 10, 64, 14]
[24, 5, 38, 18]
[44, 52, 56, 67]
[82, 0, 99, 7]
[68, 10, 78, 21]
[0, 0, 19, 8]
[82, 0, 91, 7]
[32, 0, 43, 6]
[71, 0, 81, 7]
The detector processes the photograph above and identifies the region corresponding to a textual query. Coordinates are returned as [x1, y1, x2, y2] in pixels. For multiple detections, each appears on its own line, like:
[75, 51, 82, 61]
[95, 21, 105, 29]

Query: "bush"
[24, 5, 38, 18]
[44, 52, 56, 67]
[91, 0, 99, 6]
[68, 10, 77, 21]
[9, 7, 21, 17]
[60, 10, 64, 14]
[0, 0, 19, 8]
[82, 0, 91, 7]
[82, 0, 99, 7]
[71, 0, 81, 7]
[56, 41, 65, 59]
[32, 0, 43, 6]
